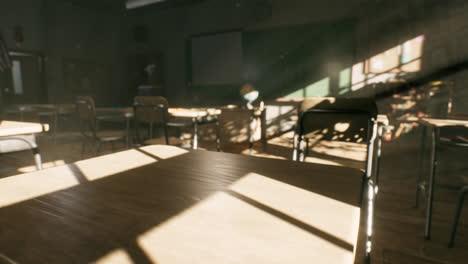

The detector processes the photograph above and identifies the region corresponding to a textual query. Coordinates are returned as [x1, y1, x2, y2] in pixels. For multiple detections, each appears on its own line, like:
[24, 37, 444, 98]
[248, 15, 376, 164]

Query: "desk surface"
[97, 107, 221, 118]
[0, 145, 364, 263]
[420, 117, 468, 127]
[0, 120, 49, 137]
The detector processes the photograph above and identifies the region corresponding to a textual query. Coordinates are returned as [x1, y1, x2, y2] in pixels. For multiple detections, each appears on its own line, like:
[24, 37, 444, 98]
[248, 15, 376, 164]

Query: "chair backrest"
[76, 96, 97, 138]
[298, 97, 378, 144]
[218, 107, 261, 144]
[133, 96, 169, 124]
[133, 96, 170, 143]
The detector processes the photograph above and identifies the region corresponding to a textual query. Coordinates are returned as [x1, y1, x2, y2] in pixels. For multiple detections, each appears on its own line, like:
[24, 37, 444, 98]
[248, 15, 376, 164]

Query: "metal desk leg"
[0, 137, 43, 170]
[415, 125, 428, 208]
[193, 118, 198, 150]
[425, 126, 439, 240]
[32, 147, 43, 170]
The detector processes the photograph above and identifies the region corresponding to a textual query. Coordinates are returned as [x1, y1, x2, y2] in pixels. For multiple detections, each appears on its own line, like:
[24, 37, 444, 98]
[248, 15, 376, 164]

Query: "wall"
[349, 0, 468, 113]
[128, 0, 468, 112]
[0, 0, 125, 106]
[125, 0, 363, 105]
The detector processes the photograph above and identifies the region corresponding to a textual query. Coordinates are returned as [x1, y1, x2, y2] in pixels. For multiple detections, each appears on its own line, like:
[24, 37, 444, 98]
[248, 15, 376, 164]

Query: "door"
[0, 53, 45, 106]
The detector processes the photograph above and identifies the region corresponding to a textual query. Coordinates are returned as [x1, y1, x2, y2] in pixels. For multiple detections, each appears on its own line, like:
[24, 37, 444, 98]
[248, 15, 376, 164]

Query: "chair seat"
[96, 130, 127, 141]
[305, 140, 367, 170]
[144, 137, 184, 146]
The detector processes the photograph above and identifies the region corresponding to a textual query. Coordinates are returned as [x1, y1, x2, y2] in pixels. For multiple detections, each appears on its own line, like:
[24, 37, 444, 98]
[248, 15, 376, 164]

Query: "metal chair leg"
[163, 124, 169, 145]
[292, 133, 299, 161]
[415, 125, 428, 208]
[304, 139, 310, 161]
[425, 127, 440, 240]
[298, 137, 305, 162]
[81, 140, 86, 160]
[95, 141, 102, 156]
[448, 186, 468, 248]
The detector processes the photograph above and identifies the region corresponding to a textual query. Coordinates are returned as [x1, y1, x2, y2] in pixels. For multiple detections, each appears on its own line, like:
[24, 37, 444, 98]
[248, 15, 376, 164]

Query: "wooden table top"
[419, 117, 468, 128]
[0, 120, 50, 137]
[96, 107, 221, 119]
[168, 108, 221, 118]
[0, 145, 365, 263]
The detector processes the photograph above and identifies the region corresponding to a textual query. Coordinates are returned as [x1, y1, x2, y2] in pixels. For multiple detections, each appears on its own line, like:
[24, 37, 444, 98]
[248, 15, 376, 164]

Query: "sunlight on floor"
[17, 159, 66, 173]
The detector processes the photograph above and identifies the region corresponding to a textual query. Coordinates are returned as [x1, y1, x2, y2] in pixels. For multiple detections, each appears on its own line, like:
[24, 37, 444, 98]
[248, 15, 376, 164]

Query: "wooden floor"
[1, 130, 468, 263]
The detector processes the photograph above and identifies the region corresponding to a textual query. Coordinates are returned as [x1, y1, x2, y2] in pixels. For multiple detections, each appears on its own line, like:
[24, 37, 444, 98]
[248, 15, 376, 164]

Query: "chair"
[292, 96, 380, 259]
[218, 107, 263, 154]
[133, 96, 189, 146]
[438, 135, 468, 248]
[76, 96, 127, 158]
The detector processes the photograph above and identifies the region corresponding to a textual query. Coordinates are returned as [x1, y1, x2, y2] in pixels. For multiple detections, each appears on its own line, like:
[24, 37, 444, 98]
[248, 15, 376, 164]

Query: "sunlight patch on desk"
[230, 173, 361, 248]
[137, 173, 359, 263]
[94, 248, 133, 264]
[139, 145, 189, 160]
[0, 165, 80, 208]
[75, 149, 157, 181]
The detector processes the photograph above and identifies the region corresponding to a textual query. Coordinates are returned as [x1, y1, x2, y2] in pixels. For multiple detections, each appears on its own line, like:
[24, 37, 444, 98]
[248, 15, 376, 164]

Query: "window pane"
[11, 60, 24, 95]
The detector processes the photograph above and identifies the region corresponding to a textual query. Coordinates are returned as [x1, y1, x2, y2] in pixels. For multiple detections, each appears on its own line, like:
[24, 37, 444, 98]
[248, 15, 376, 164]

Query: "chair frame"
[415, 126, 468, 246]
[292, 107, 380, 261]
[76, 97, 126, 158]
[133, 102, 170, 146]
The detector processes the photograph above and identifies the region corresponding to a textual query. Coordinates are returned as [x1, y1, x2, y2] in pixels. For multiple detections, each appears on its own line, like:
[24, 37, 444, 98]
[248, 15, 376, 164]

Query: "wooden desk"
[98, 107, 222, 149]
[0, 145, 366, 263]
[168, 108, 221, 118]
[4, 104, 75, 139]
[0, 121, 49, 170]
[95, 107, 221, 119]
[0, 120, 49, 137]
[416, 117, 468, 240]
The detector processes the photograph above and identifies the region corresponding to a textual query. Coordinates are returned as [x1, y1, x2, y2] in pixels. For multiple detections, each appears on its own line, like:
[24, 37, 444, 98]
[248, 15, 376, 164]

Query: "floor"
[1, 128, 467, 264]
